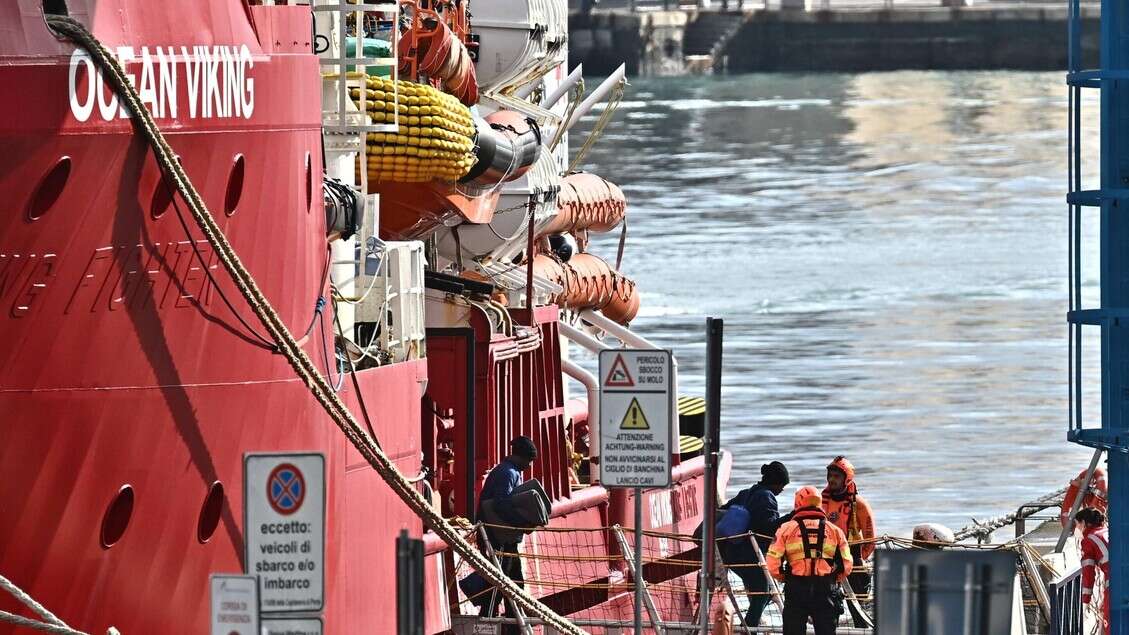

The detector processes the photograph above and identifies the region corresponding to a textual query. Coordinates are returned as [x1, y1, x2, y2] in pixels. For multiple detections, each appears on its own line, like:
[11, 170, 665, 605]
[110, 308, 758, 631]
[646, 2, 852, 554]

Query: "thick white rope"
[0, 611, 86, 635]
[0, 573, 88, 634]
[0, 574, 66, 628]
[44, 14, 585, 635]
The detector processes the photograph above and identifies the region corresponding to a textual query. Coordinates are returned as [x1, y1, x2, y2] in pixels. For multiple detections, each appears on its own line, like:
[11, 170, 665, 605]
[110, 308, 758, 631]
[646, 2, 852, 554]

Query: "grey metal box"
[875, 549, 1017, 634]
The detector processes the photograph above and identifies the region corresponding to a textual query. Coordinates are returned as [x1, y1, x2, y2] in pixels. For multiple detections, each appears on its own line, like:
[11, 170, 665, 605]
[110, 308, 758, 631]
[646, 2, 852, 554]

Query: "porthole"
[26, 156, 72, 221]
[150, 157, 182, 219]
[305, 152, 313, 213]
[150, 179, 173, 219]
[224, 154, 246, 216]
[197, 481, 225, 544]
[100, 484, 135, 548]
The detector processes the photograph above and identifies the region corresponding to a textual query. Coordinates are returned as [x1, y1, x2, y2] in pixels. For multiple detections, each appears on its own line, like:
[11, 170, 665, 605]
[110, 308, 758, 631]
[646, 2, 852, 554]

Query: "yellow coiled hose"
[351, 77, 477, 183]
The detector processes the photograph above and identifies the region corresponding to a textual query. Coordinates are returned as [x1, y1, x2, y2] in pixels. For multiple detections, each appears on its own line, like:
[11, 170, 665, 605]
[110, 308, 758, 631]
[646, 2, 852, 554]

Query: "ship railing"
[449, 525, 1098, 634]
[573, 0, 1096, 12]
[455, 615, 876, 633]
[1013, 503, 1064, 539]
[448, 522, 884, 633]
[1048, 566, 1084, 635]
[313, 0, 401, 134]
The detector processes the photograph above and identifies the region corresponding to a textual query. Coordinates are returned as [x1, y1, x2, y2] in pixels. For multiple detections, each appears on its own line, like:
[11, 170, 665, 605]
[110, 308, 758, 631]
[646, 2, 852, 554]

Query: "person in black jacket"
[719, 460, 791, 627]
[475, 436, 537, 631]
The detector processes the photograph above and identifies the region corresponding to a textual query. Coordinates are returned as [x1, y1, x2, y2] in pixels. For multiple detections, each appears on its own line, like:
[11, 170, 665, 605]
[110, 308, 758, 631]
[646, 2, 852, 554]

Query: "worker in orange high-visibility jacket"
[767, 486, 853, 635]
[1076, 507, 1110, 634]
[822, 454, 875, 626]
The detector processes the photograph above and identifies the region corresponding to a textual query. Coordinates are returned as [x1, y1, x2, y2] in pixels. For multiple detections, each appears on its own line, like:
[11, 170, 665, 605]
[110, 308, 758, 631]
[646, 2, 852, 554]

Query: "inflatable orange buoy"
[539, 172, 627, 238]
[1061, 467, 1109, 527]
[532, 253, 639, 324]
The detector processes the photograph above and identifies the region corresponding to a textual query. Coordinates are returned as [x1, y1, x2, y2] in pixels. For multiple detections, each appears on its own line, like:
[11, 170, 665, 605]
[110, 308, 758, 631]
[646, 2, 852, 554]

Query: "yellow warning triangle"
[620, 398, 650, 430]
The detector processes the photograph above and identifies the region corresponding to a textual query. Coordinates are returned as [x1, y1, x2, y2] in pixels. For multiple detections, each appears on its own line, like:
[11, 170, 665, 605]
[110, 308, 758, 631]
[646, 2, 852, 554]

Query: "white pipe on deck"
[512, 77, 540, 100]
[558, 320, 610, 355]
[580, 309, 659, 351]
[558, 320, 611, 468]
[545, 64, 625, 144]
[562, 64, 625, 133]
[541, 64, 584, 108]
[562, 359, 600, 463]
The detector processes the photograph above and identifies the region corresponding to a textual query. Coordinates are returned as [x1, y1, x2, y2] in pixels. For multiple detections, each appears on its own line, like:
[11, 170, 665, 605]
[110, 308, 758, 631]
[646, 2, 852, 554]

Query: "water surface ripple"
[573, 71, 1099, 535]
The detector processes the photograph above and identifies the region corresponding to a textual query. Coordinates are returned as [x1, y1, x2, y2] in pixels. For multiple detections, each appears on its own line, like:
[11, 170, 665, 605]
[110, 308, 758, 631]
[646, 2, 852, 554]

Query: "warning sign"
[620, 398, 650, 430]
[245, 453, 325, 614]
[604, 354, 635, 387]
[210, 575, 259, 635]
[599, 349, 673, 488]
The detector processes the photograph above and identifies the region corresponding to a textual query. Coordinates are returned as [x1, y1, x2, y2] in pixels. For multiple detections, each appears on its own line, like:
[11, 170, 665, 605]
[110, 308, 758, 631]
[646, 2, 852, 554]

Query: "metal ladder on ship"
[1066, 0, 1129, 631]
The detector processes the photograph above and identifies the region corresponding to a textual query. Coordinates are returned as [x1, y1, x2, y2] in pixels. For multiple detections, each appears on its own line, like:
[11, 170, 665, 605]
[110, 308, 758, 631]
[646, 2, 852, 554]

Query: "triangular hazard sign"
[604, 354, 634, 387]
[620, 398, 650, 430]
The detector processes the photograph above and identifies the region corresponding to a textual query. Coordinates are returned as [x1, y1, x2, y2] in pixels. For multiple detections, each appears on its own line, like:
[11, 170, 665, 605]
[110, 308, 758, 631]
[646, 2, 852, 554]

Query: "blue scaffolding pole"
[1067, 0, 1127, 630]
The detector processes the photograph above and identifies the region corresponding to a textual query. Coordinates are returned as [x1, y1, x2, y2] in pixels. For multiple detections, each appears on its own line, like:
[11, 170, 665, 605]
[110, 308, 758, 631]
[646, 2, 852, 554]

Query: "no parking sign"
[244, 453, 325, 614]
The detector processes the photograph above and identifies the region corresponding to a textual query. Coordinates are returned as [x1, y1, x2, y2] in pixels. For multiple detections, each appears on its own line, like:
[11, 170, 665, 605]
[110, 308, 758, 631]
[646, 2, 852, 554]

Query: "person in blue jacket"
[474, 436, 538, 629]
[719, 460, 791, 627]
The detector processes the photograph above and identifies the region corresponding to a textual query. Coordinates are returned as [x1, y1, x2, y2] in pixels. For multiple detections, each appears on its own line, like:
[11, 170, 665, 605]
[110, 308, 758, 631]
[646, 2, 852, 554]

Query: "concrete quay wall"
[570, 7, 1100, 75]
[570, 10, 691, 76]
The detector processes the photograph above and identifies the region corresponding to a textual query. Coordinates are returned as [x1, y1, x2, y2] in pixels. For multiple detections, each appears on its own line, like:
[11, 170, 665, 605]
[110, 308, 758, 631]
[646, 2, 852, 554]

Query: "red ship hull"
[0, 3, 727, 633]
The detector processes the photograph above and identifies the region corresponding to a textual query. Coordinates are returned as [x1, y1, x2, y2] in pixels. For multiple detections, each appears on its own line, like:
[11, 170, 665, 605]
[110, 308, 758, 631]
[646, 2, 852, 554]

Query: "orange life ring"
[1061, 467, 1108, 527]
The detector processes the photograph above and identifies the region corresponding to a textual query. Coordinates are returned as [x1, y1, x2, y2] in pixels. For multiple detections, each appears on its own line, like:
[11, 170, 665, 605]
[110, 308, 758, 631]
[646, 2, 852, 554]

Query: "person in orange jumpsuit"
[822, 455, 875, 626]
[1061, 467, 1108, 527]
[767, 486, 853, 635]
[1076, 507, 1110, 633]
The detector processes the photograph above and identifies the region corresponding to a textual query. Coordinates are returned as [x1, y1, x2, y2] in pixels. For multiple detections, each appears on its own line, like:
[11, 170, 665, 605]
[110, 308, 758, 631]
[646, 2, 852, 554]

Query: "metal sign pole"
[635, 487, 644, 635]
[396, 529, 424, 635]
[699, 318, 723, 635]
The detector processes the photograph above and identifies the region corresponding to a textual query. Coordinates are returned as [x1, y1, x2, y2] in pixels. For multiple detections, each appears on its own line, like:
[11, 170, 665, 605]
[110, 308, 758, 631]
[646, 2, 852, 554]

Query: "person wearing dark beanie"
[714, 460, 792, 627]
[475, 436, 538, 631]
[761, 461, 789, 488]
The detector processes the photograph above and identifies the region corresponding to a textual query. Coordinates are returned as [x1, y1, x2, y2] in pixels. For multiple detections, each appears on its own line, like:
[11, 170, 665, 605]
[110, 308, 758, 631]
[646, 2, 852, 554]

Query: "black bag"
[480, 479, 551, 544]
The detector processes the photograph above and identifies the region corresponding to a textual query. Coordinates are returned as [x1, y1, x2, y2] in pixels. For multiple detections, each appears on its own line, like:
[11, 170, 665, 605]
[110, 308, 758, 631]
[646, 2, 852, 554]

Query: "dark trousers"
[845, 570, 871, 627]
[483, 543, 525, 635]
[782, 575, 838, 635]
[735, 567, 771, 626]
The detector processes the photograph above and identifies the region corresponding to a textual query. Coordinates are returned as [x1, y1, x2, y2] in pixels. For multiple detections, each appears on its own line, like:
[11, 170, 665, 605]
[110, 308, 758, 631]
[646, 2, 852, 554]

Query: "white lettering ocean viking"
[68, 44, 255, 122]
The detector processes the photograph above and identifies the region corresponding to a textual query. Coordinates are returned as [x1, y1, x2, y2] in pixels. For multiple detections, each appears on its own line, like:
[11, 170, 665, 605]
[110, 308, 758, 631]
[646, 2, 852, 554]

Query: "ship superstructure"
[0, 1, 724, 633]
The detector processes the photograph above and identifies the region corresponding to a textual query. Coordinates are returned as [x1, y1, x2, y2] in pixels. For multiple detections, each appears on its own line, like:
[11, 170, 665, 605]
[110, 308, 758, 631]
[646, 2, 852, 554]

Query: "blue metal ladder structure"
[1068, 0, 1128, 630]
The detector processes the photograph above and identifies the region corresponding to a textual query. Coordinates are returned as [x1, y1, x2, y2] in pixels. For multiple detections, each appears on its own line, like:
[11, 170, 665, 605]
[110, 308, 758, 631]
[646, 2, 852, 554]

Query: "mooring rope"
[43, 14, 585, 635]
[0, 573, 89, 634]
[953, 486, 1067, 542]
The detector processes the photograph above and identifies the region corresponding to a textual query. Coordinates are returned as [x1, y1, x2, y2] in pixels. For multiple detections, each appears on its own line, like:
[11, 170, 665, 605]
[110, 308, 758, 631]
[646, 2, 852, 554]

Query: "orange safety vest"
[822, 490, 876, 561]
[766, 510, 853, 582]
